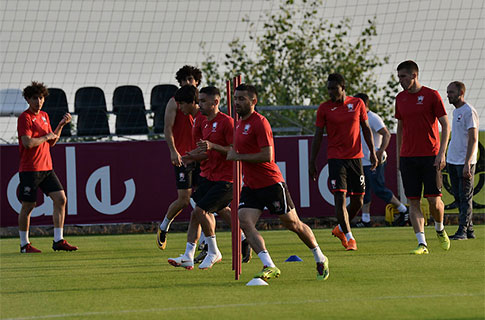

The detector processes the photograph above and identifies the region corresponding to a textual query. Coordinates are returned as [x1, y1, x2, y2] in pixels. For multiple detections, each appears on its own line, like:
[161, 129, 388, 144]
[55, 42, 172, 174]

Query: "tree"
[200, 0, 399, 134]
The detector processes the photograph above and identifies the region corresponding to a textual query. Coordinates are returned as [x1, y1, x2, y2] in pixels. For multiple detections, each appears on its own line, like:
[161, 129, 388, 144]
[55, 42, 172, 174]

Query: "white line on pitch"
[3, 293, 483, 320]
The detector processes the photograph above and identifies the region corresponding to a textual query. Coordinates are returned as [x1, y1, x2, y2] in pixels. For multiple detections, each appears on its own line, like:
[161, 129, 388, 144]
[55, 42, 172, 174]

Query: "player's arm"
[435, 115, 450, 170]
[361, 119, 377, 170]
[396, 120, 402, 170]
[226, 145, 272, 163]
[376, 126, 391, 164]
[21, 133, 57, 149]
[309, 126, 324, 181]
[197, 140, 231, 155]
[164, 98, 182, 166]
[463, 127, 478, 179]
[49, 113, 72, 146]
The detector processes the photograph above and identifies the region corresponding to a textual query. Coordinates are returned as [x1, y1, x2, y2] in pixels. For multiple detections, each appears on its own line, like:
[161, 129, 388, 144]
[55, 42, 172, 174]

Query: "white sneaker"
[168, 255, 194, 270]
[199, 251, 222, 269]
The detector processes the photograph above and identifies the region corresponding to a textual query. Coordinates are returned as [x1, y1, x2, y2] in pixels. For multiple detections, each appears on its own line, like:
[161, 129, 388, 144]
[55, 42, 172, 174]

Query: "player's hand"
[59, 113, 72, 125]
[170, 151, 182, 167]
[226, 148, 238, 161]
[434, 153, 446, 171]
[196, 139, 211, 152]
[463, 163, 473, 179]
[369, 152, 378, 170]
[45, 132, 58, 141]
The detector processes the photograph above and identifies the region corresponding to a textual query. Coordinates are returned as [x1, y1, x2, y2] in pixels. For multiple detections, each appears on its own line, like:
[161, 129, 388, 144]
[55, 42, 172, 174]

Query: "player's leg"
[195, 180, 232, 269]
[217, 206, 252, 262]
[157, 165, 193, 250]
[279, 208, 329, 280]
[167, 209, 199, 270]
[354, 166, 372, 227]
[328, 159, 350, 248]
[423, 156, 450, 251]
[18, 171, 41, 253]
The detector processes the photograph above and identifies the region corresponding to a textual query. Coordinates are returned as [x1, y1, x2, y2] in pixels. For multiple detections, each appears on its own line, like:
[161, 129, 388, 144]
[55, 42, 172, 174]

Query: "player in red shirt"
[227, 84, 329, 281]
[309, 73, 377, 251]
[395, 60, 451, 254]
[17, 82, 77, 253]
[157, 65, 202, 250]
[168, 86, 234, 270]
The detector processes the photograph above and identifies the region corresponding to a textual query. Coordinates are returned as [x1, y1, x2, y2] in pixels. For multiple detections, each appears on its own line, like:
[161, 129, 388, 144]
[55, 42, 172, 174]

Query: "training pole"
[227, 76, 242, 280]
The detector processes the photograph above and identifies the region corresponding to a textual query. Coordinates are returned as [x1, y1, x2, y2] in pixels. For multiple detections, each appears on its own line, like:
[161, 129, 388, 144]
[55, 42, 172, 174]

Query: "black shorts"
[173, 162, 200, 190]
[18, 170, 64, 202]
[239, 182, 295, 215]
[400, 156, 442, 199]
[192, 177, 233, 213]
[328, 158, 365, 195]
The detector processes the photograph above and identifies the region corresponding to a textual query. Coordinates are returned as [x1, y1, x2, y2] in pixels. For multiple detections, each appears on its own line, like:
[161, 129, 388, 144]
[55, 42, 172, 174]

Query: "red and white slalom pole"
[227, 76, 242, 280]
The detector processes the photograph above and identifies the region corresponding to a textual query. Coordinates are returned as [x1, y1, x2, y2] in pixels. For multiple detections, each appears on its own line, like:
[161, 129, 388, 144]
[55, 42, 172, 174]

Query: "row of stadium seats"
[0, 85, 178, 137]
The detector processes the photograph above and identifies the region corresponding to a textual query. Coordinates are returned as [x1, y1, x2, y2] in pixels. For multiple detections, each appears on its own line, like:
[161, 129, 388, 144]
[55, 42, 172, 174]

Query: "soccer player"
[227, 84, 329, 281]
[445, 81, 478, 240]
[157, 65, 202, 250]
[167, 86, 233, 269]
[17, 81, 78, 253]
[395, 60, 451, 254]
[352, 93, 408, 228]
[309, 74, 377, 251]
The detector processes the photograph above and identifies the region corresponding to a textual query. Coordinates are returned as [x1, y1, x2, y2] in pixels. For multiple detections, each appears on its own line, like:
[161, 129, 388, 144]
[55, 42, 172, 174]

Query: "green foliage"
[201, 0, 399, 132]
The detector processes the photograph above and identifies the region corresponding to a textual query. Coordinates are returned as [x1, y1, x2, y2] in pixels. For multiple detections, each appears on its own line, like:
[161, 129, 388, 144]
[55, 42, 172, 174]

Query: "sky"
[0, 0, 484, 141]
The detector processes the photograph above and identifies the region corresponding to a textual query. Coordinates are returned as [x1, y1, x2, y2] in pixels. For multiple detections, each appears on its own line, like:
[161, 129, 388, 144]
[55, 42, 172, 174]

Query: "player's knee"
[51, 193, 67, 207]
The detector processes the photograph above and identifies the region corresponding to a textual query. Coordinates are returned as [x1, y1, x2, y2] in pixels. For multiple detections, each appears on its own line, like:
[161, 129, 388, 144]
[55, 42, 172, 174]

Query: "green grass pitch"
[1, 226, 484, 319]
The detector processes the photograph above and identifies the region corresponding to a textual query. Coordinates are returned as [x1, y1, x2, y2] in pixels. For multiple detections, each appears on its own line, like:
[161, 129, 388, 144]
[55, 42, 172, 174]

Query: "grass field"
[1, 225, 484, 320]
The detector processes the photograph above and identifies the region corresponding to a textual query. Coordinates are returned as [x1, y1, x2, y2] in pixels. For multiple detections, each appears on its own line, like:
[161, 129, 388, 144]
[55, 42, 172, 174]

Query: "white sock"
[257, 250, 276, 268]
[241, 231, 246, 242]
[205, 235, 219, 255]
[397, 203, 407, 213]
[362, 213, 371, 223]
[338, 224, 343, 232]
[345, 232, 354, 241]
[184, 242, 197, 260]
[435, 221, 444, 232]
[160, 217, 173, 232]
[415, 232, 427, 246]
[199, 231, 206, 245]
[19, 231, 29, 247]
[311, 246, 326, 263]
[54, 228, 63, 242]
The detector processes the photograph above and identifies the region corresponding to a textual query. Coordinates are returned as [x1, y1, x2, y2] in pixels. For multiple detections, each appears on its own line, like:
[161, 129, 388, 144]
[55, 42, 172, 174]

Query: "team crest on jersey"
[417, 96, 424, 104]
[330, 180, 336, 189]
[243, 124, 251, 135]
[41, 116, 47, 124]
[212, 122, 218, 132]
[457, 114, 462, 122]
[179, 172, 185, 182]
[347, 104, 355, 112]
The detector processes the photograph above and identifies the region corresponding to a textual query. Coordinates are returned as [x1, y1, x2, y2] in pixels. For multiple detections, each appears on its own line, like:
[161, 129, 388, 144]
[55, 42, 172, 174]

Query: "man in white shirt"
[353, 93, 408, 227]
[446, 81, 479, 240]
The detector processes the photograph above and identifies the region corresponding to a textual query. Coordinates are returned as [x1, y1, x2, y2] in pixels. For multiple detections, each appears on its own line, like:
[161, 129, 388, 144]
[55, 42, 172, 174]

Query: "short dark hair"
[23, 81, 49, 99]
[200, 86, 220, 97]
[235, 83, 258, 99]
[449, 81, 466, 95]
[397, 60, 419, 74]
[174, 85, 198, 104]
[327, 73, 345, 88]
[175, 65, 202, 87]
[354, 93, 369, 106]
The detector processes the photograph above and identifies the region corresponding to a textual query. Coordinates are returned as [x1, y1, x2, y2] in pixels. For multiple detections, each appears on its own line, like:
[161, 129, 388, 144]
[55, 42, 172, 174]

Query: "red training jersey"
[199, 112, 234, 183]
[395, 86, 447, 157]
[17, 110, 53, 172]
[192, 110, 208, 177]
[316, 96, 367, 159]
[235, 112, 284, 189]
[172, 106, 194, 156]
